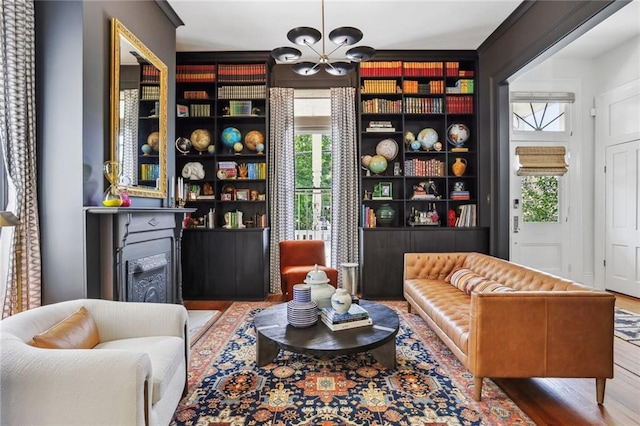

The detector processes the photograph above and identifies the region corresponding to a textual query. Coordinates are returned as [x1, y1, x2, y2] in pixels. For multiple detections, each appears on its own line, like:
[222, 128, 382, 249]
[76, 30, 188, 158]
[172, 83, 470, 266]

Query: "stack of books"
[366, 120, 395, 132]
[320, 304, 372, 331]
[450, 191, 470, 200]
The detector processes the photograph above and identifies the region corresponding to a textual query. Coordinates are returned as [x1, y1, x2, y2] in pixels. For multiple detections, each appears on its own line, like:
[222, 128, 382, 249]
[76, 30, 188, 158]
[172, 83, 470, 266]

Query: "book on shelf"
[455, 204, 477, 227]
[321, 304, 369, 324]
[320, 315, 373, 331]
[366, 127, 396, 132]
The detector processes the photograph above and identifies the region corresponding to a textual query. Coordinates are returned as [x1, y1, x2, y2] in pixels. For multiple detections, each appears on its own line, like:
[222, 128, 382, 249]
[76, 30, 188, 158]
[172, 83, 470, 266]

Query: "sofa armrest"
[80, 299, 188, 343]
[468, 291, 615, 379]
[404, 252, 468, 281]
[0, 336, 153, 425]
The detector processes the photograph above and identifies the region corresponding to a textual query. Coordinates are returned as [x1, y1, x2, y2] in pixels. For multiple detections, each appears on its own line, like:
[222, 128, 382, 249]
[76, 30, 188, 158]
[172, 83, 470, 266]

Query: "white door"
[509, 145, 568, 276]
[604, 140, 640, 297]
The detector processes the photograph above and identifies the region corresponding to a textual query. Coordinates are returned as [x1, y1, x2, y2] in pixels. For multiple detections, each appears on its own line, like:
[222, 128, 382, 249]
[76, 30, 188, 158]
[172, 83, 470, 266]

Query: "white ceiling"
[167, 0, 640, 61]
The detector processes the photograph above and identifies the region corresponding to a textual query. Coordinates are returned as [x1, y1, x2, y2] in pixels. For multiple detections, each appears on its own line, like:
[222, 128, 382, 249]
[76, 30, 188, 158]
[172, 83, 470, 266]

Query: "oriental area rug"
[614, 308, 640, 347]
[172, 301, 533, 425]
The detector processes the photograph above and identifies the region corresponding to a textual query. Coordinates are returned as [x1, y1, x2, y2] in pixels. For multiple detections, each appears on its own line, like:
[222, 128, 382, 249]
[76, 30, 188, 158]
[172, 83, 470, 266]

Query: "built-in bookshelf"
[175, 53, 272, 300]
[359, 58, 478, 229]
[357, 55, 488, 299]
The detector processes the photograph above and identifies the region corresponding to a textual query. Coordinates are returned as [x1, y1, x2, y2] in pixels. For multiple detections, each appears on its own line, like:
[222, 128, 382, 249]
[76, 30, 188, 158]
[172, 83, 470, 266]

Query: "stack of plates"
[288, 284, 318, 328]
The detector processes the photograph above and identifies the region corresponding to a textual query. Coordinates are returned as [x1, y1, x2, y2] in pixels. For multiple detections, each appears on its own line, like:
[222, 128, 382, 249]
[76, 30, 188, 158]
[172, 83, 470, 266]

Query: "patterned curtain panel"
[119, 89, 139, 186]
[268, 88, 295, 294]
[330, 87, 359, 281]
[0, 0, 42, 317]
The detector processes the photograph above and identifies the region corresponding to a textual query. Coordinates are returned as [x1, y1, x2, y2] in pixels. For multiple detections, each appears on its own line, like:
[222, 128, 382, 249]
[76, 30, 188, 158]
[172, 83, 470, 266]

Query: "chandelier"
[270, 0, 375, 76]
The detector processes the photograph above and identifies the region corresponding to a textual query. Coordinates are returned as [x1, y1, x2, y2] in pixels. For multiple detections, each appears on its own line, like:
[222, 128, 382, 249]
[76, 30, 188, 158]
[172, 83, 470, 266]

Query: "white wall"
[511, 34, 640, 288]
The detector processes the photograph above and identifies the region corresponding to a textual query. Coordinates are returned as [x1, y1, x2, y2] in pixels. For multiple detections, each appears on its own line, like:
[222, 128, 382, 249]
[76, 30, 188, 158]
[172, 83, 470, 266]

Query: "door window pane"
[521, 176, 559, 223]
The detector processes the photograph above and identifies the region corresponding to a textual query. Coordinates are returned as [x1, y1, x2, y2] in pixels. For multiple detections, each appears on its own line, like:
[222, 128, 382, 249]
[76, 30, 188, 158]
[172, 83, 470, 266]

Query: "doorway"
[509, 92, 573, 276]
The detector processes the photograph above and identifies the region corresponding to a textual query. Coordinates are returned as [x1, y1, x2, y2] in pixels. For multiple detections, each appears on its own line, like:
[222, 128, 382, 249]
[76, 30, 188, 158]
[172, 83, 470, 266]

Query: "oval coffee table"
[254, 300, 399, 368]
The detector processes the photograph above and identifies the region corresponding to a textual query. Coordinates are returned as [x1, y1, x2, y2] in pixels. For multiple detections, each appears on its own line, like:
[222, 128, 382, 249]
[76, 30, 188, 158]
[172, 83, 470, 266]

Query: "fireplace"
[85, 208, 192, 304]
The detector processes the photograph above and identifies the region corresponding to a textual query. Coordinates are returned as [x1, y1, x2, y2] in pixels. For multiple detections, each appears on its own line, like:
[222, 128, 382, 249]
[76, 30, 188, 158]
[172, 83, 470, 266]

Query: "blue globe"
[221, 127, 242, 149]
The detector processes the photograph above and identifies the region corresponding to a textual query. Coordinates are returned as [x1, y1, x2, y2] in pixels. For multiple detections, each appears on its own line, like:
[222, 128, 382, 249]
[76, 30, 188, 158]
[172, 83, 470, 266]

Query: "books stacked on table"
[320, 304, 372, 331]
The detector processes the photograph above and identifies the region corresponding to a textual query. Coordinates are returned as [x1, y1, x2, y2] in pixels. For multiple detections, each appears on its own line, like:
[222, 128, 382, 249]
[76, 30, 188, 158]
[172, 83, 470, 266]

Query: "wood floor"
[184, 292, 640, 425]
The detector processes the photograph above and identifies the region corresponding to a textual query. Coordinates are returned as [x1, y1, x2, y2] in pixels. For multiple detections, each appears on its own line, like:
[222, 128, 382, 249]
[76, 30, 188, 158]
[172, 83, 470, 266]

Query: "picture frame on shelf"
[236, 189, 250, 201]
[176, 104, 189, 117]
[372, 182, 393, 200]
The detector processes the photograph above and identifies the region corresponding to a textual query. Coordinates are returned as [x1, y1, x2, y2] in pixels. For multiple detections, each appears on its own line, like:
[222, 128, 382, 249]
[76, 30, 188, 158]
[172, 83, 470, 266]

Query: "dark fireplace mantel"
[85, 207, 193, 304]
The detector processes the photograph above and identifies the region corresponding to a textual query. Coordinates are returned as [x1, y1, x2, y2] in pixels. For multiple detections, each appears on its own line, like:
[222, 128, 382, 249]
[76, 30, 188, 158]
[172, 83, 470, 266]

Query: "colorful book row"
[140, 86, 160, 100]
[141, 65, 160, 83]
[446, 96, 474, 114]
[360, 61, 474, 77]
[404, 158, 445, 177]
[217, 64, 266, 82]
[361, 205, 377, 228]
[176, 65, 216, 83]
[361, 80, 399, 94]
[139, 164, 159, 181]
[404, 97, 444, 114]
[217, 85, 266, 99]
[403, 80, 444, 94]
[361, 98, 402, 114]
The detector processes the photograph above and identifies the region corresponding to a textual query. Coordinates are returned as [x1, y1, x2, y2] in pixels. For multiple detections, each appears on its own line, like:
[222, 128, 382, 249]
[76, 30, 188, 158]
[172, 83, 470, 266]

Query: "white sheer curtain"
[268, 88, 296, 294]
[0, 0, 41, 317]
[330, 87, 359, 282]
[119, 89, 139, 186]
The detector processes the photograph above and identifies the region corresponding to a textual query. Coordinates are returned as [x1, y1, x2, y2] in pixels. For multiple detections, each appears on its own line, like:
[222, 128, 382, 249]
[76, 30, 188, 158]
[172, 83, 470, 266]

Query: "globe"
[141, 144, 153, 155]
[361, 155, 372, 169]
[244, 130, 265, 151]
[221, 127, 242, 149]
[233, 142, 243, 153]
[256, 143, 265, 154]
[190, 129, 211, 152]
[147, 131, 160, 152]
[447, 123, 470, 147]
[417, 128, 438, 150]
[175, 137, 192, 154]
[404, 131, 415, 146]
[368, 154, 388, 174]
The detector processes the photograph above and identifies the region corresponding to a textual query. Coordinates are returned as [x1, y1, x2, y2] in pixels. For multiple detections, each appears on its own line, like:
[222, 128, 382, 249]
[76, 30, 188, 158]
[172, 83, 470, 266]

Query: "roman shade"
[515, 146, 568, 176]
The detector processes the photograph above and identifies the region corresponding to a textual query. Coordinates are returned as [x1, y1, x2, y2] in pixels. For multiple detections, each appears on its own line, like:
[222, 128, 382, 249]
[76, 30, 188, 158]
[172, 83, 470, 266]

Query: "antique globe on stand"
[447, 123, 470, 148]
[244, 130, 265, 152]
[221, 127, 242, 152]
[190, 129, 212, 154]
[368, 154, 388, 175]
[417, 128, 438, 150]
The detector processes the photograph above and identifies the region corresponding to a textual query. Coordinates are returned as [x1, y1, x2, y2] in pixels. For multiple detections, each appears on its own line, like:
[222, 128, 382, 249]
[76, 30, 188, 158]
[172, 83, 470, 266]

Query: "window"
[510, 92, 574, 140]
[521, 176, 559, 223]
[293, 90, 332, 262]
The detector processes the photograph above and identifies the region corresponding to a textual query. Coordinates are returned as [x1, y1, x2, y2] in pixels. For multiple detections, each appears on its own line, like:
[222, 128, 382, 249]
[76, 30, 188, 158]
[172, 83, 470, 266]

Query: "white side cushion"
[96, 336, 184, 404]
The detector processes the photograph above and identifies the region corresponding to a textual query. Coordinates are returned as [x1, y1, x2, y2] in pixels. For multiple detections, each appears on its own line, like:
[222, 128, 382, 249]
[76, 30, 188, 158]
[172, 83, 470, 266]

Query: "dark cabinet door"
[236, 229, 269, 299]
[182, 228, 269, 300]
[409, 229, 456, 252]
[360, 230, 409, 299]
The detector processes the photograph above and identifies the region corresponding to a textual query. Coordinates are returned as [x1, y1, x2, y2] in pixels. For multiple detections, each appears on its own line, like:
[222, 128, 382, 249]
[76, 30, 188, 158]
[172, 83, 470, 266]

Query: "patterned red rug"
[172, 301, 533, 425]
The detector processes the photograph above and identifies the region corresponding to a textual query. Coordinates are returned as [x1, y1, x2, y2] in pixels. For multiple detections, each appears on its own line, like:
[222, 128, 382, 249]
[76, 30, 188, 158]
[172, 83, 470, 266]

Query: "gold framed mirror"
[110, 18, 167, 199]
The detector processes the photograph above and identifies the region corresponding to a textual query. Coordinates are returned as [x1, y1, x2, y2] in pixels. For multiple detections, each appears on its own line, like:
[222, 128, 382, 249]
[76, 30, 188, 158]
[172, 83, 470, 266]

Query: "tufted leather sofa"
[404, 252, 615, 403]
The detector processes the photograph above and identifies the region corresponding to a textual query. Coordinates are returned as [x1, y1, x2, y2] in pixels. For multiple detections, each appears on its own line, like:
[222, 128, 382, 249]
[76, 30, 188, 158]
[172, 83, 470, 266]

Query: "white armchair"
[0, 299, 189, 426]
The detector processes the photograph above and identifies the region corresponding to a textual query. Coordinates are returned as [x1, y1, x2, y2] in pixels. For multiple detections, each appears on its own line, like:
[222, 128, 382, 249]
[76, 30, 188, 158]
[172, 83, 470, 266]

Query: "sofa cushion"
[31, 306, 100, 349]
[446, 268, 513, 294]
[95, 336, 184, 404]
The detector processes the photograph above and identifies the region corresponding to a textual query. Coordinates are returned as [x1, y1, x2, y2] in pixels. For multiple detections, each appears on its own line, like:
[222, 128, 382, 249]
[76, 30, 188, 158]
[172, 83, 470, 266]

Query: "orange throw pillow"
[31, 306, 100, 349]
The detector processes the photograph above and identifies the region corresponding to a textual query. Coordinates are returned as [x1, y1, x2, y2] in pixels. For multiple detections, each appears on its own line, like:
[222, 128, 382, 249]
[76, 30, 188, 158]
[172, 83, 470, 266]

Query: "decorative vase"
[452, 158, 467, 177]
[304, 264, 336, 308]
[375, 204, 396, 227]
[331, 288, 352, 314]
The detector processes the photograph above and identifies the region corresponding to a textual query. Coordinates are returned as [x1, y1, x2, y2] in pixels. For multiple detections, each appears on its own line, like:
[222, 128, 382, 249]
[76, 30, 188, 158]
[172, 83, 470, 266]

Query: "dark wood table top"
[254, 300, 399, 358]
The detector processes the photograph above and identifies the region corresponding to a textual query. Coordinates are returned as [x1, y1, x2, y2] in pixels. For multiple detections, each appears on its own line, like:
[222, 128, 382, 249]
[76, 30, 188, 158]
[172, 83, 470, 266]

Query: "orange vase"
[452, 158, 467, 177]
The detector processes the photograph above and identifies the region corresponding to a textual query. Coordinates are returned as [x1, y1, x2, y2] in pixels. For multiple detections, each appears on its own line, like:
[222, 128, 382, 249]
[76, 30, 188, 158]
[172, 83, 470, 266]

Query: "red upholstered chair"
[279, 240, 339, 301]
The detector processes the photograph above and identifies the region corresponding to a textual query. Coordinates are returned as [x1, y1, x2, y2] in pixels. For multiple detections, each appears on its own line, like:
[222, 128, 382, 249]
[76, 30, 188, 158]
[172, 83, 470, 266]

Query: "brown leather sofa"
[403, 252, 615, 403]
